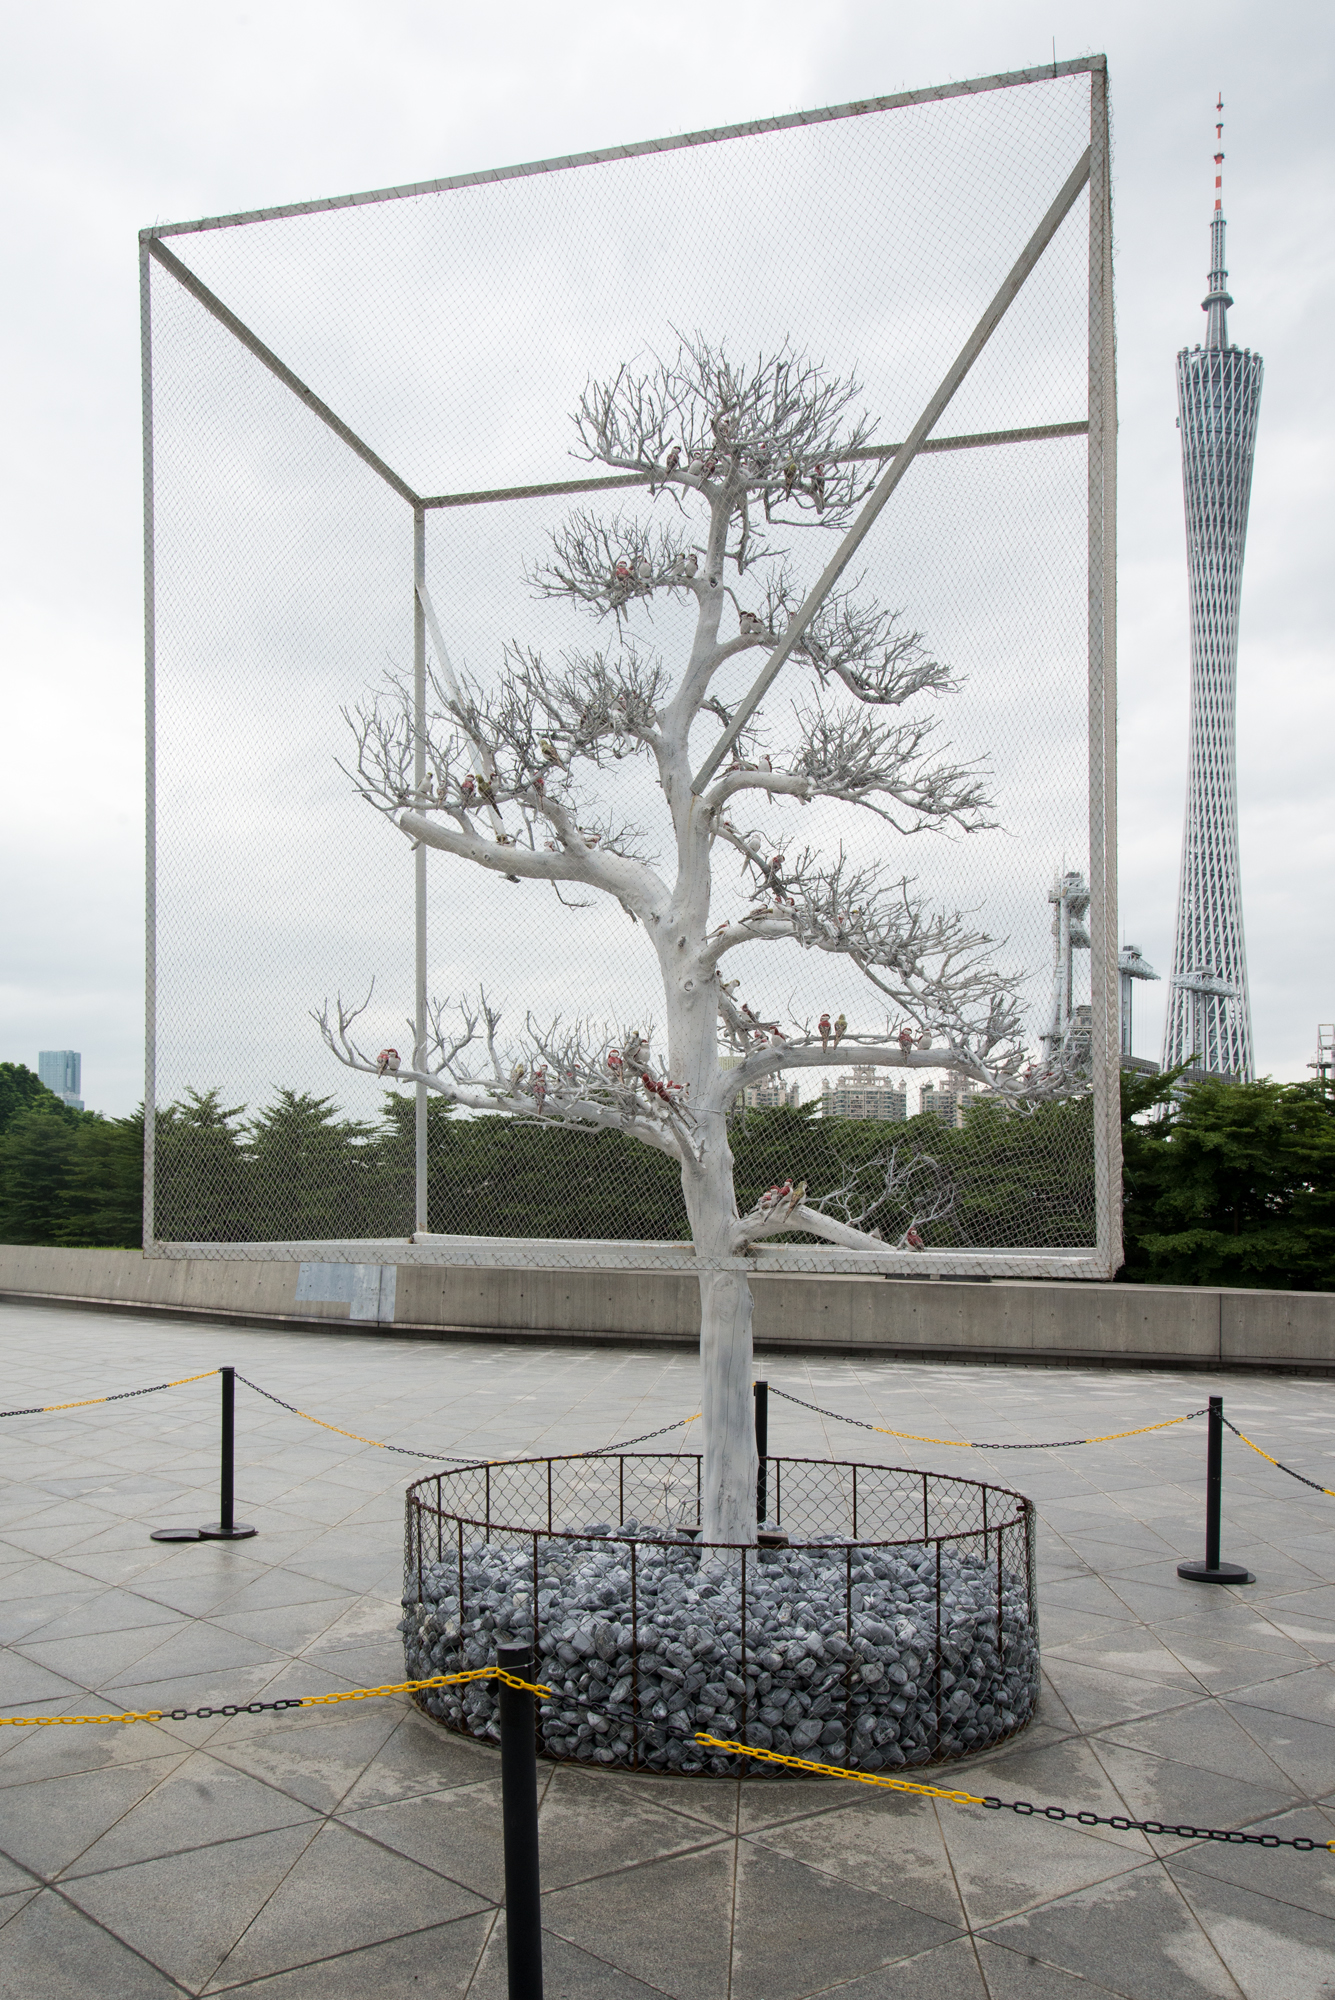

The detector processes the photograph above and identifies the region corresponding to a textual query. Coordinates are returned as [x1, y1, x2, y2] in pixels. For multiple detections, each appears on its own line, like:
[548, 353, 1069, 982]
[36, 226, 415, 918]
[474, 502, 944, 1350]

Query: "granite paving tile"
[213, 1910, 495, 1996]
[1167, 1862, 1335, 2000]
[0, 1755, 185, 1877]
[0, 1888, 185, 1998]
[63, 1822, 321, 1989]
[978, 1863, 1243, 1998]
[62, 1750, 321, 1877]
[540, 1842, 736, 2000]
[203, 1820, 490, 1989]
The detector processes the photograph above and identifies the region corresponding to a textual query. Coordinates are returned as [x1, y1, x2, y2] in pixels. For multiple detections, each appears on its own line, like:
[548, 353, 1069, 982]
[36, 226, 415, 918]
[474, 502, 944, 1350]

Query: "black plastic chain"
[980, 1794, 1327, 1851]
[234, 1372, 696, 1463]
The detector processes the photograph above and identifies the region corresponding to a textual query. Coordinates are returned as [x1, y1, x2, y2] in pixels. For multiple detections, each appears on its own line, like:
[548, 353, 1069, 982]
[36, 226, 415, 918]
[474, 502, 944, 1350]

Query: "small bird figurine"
[683, 553, 698, 577]
[665, 446, 681, 473]
[460, 774, 476, 803]
[819, 1013, 831, 1050]
[783, 460, 798, 499]
[898, 1026, 914, 1053]
[905, 1226, 925, 1251]
[810, 461, 826, 511]
[377, 1048, 400, 1076]
[636, 556, 653, 580]
[833, 1012, 847, 1048]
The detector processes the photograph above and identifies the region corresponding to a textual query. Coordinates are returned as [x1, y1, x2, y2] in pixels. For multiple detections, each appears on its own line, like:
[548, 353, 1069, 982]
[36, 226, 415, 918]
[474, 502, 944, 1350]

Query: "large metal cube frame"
[140, 56, 1119, 1280]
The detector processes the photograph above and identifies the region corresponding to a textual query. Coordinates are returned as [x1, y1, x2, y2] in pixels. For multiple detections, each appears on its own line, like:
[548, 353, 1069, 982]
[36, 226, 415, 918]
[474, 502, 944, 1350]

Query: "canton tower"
[1163, 98, 1263, 1081]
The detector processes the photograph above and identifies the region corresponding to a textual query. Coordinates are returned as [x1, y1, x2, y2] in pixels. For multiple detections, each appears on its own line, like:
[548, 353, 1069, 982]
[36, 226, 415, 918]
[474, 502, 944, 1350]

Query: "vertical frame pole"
[140, 238, 158, 1256]
[413, 506, 428, 1236]
[753, 1379, 768, 1524]
[1087, 57, 1123, 1280]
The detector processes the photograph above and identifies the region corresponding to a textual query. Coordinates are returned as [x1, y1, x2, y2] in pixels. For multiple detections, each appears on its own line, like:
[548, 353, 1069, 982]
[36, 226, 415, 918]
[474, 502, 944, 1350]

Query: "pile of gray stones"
[401, 1521, 1038, 1775]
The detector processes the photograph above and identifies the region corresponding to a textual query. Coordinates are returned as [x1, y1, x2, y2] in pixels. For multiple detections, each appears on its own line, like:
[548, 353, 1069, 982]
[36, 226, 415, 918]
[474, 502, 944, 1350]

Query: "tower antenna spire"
[1201, 92, 1233, 348]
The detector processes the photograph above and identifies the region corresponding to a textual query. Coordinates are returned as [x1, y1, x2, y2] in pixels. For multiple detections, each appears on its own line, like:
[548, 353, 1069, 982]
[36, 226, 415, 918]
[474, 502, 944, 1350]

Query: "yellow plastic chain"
[0, 1665, 552, 1730]
[694, 1732, 989, 1804]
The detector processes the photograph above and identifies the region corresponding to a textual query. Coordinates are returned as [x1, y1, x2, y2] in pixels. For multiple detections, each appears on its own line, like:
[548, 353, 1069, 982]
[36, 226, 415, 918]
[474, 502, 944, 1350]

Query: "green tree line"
[1, 1060, 1330, 1287]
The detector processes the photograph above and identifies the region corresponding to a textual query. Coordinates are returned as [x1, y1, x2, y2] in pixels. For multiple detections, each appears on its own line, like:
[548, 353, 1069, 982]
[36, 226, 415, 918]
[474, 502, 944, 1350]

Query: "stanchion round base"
[149, 1527, 205, 1543]
[198, 1523, 258, 1540]
[1177, 1559, 1254, 1585]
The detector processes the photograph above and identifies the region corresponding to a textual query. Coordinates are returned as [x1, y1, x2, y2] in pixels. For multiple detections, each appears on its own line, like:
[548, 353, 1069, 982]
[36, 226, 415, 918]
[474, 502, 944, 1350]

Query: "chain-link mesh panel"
[145, 61, 1115, 1269]
[402, 1454, 1037, 1774]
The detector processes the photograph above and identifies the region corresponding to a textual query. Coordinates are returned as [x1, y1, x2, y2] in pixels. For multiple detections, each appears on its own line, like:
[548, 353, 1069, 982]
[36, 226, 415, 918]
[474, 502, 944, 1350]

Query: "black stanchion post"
[1178, 1396, 1254, 1585]
[497, 1639, 544, 2000]
[754, 1379, 769, 1524]
[199, 1367, 257, 1541]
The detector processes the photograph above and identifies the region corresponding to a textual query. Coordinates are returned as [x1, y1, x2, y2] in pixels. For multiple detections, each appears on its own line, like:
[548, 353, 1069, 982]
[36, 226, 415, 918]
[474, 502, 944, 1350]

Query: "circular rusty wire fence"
[401, 1452, 1038, 1777]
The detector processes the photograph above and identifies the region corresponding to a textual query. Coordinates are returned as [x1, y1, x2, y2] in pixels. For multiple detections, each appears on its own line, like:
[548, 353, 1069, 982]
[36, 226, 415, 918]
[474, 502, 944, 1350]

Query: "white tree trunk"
[662, 915, 758, 1546]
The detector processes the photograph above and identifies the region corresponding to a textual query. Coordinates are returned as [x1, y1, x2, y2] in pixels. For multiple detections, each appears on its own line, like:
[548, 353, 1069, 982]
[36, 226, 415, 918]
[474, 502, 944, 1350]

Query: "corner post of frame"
[1086, 58, 1122, 1278]
[413, 505, 428, 1235]
[140, 233, 158, 1257]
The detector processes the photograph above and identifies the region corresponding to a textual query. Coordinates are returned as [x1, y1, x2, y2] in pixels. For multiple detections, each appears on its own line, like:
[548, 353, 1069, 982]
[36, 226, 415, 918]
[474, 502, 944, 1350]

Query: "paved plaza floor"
[0, 1299, 1333, 1997]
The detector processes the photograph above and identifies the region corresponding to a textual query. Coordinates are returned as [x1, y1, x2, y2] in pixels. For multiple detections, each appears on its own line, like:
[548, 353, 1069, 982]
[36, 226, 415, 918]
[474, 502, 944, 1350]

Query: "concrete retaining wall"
[1, 1244, 1332, 1372]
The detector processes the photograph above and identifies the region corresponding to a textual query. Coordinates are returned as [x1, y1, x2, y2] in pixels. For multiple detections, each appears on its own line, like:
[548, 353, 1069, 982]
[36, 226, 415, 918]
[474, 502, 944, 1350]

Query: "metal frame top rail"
[141, 57, 1104, 243]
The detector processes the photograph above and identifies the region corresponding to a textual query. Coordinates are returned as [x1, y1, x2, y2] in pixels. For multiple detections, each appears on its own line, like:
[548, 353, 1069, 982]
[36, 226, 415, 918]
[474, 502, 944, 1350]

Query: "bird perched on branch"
[377, 1048, 400, 1076]
[786, 1180, 806, 1217]
[688, 457, 704, 477]
[758, 1181, 792, 1212]
[473, 773, 496, 808]
[833, 1013, 847, 1048]
[783, 460, 798, 499]
[810, 462, 826, 511]
[905, 1226, 925, 1252]
[539, 738, 564, 766]
[898, 1026, 914, 1053]
[531, 1067, 547, 1113]
[683, 554, 699, 578]
[460, 775, 476, 803]
[614, 560, 631, 582]
[665, 446, 681, 473]
[510, 1062, 525, 1090]
[636, 556, 652, 581]
[917, 1032, 932, 1051]
[819, 1013, 831, 1050]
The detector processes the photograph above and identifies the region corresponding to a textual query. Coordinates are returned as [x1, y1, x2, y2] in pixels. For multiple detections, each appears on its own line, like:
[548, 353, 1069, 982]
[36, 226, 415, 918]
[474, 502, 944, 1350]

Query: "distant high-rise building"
[1163, 100, 1262, 1082]
[918, 1074, 978, 1128]
[821, 1068, 907, 1122]
[38, 1050, 83, 1110]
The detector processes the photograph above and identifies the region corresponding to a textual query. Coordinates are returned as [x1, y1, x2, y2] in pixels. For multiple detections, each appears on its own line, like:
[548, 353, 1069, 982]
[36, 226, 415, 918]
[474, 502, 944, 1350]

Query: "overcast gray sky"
[2, 0, 1330, 1118]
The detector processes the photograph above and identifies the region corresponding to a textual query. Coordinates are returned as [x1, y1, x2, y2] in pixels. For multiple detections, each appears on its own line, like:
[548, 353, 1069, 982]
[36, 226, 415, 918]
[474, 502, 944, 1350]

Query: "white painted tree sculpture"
[321, 340, 1028, 1546]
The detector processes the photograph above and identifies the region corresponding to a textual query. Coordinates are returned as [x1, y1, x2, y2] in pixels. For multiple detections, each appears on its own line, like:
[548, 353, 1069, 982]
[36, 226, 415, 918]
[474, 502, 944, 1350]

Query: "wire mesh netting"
[144, 59, 1117, 1273]
[401, 1453, 1039, 1774]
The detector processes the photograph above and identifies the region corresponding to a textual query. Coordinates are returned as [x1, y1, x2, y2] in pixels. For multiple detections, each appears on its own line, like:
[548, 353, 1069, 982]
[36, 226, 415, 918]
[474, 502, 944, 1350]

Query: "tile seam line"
[24, 1878, 198, 1996]
[140, 57, 1102, 239]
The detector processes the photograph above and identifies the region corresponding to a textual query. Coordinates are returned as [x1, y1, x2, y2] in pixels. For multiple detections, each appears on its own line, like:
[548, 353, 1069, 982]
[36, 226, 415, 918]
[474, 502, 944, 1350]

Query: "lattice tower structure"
[1163, 123, 1263, 1081]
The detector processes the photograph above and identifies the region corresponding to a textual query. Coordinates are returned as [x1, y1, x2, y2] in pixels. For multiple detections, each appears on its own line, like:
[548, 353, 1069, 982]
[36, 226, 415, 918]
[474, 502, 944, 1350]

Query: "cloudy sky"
[2, 0, 1331, 1118]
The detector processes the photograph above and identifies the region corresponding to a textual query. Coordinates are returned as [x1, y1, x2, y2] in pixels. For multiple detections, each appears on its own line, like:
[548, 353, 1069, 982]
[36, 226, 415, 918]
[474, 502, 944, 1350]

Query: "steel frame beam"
[690, 144, 1093, 793]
